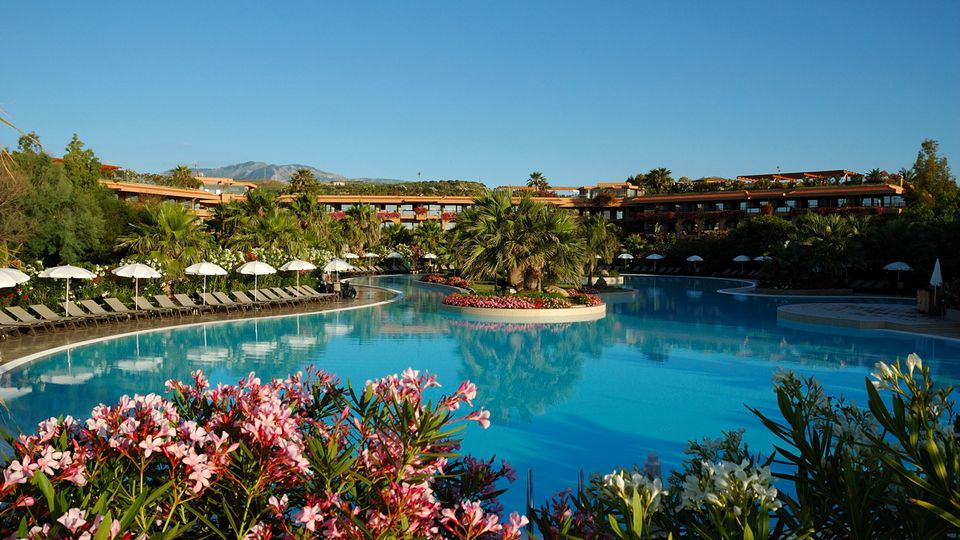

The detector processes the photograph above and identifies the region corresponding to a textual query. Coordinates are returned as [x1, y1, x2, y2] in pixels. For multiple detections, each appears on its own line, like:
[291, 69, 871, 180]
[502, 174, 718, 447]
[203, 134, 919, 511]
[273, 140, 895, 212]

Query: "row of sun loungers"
[0, 286, 337, 339]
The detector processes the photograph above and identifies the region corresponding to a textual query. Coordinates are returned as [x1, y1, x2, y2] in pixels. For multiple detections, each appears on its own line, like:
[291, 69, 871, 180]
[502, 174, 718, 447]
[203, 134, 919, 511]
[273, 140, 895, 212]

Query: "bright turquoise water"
[2, 275, 958, 513]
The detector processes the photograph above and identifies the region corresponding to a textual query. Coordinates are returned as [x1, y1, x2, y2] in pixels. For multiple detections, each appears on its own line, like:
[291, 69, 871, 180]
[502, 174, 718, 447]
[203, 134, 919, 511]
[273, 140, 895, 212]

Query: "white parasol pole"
[65, 278, 70, 316]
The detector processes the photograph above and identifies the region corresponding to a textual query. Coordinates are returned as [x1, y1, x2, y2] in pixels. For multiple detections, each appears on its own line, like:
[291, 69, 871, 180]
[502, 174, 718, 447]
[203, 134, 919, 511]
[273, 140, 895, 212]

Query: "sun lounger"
[153, 295, 194, 317]
[214, 292, 247, 311]
[233, 291, 268, 308]
[0, 309, 39, 335]
[248, 290, 284, 306]
[81, 299, 129, 322]
[133, 296, 174, 318]
[29, 305, 81, 328]
[270, 287, 304, 304]
[200, 293, 233, 312]
[5, 306, 59, 330]
[286, 286, 322, 302]
[63, 301, 117, 326]
[174, 294, 216, 314]
[258, 289, 297, 305]
[104, 297, 145, 319]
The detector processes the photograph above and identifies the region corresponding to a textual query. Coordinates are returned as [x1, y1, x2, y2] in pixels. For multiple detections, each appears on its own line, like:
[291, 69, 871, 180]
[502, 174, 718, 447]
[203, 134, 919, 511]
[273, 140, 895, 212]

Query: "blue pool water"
[2, 275, 958, 513]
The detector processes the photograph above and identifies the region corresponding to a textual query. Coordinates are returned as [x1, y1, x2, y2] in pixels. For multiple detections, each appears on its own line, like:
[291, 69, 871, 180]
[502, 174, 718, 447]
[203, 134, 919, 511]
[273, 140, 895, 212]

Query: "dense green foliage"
[312, 179, 489, 196]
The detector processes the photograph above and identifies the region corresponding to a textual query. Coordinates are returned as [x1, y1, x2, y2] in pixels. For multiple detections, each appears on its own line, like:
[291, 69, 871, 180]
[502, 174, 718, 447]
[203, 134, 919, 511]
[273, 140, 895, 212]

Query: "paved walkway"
[0, 287, 396, 367]
[778, 303, 960, 340]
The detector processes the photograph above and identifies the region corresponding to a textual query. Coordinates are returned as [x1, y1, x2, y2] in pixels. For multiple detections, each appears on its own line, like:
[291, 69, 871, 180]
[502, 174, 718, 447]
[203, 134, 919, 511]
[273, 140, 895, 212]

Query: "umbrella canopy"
[112, 263, 162, 300]
[645, 254, 665, 260]
[279, 259, 317, 288]
[931, 258, 943, 287]
[323, 258, 356, 284]
[39, 265, 96, 316]
[0, 273, 17, 288]
[279, 259, 317, 272]
[185, 262, 229, 276]
[0, 268, 30, 284]
[39, 265, 96, 279]
[732, 255, 752, 263]
[342, 253, 360, 260]
[236, 261, 277, 290]
[186, 262, 229, 304]
[883, 261, 913, 272]
[686, 255, 704, 262]
[617, 253, 634, 260]
[422, 253, 438, 260]
[363, 252, 380, 259]
[754, 255, 773, 262]
[384, 252, 403, 259]
[323, 258, 356, 273]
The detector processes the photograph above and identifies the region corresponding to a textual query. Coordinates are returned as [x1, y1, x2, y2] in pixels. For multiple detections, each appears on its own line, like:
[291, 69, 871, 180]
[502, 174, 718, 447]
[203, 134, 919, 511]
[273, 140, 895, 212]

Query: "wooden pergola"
[736, 169, 863, 182]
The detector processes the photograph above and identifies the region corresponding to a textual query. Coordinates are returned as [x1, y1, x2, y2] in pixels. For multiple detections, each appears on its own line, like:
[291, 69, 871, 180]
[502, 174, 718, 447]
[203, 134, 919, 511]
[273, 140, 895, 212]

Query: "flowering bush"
[441, 212, 458, 222]
[377, 211, 401, 221]
[421, 273, 448, 284]
[0, 369, 527, 539]
[443, 293, 602, 309]
[445, 276, 472, 289]
[414, 206, 428, 216]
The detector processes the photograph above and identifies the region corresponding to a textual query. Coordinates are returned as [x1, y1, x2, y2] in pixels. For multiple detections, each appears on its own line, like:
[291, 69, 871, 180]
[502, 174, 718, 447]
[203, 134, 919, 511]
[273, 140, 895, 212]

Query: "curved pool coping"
[622, 273, 909, 300]
[0, 283, 405, 376]
[439, 302, 607, 323]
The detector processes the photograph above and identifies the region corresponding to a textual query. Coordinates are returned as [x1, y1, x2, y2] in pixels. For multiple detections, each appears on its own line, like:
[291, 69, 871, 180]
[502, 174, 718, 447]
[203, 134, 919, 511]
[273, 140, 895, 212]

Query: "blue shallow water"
[2, 275, 958, 513]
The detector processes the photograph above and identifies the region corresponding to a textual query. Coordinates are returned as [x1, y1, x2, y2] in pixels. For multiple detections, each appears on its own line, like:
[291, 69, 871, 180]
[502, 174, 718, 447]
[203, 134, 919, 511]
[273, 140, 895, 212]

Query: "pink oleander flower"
[57, 507, 87, 533]
[466, 409, 492, 429]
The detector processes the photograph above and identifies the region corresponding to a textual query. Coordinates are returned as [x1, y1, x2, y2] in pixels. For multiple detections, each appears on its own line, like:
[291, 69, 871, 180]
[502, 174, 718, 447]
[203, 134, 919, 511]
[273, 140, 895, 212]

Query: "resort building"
[97, 167, 906, 234]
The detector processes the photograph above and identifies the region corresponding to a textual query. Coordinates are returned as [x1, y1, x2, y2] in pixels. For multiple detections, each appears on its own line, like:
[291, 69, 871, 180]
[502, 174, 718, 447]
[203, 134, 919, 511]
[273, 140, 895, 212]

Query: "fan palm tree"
[231, 207, 305, 255]
[341, 204, 381, 253]
[458, 191, 585, 291]
[117, 202, 209, 274]
[413, 220, 445, 255]
[645, 167, 674, 194]
[288, 168, 320, 194]
[526, 171, 549, 191]
[289, 194, 334, 250]
[382, 222, 412, 248]
[580, 214, 621, 283]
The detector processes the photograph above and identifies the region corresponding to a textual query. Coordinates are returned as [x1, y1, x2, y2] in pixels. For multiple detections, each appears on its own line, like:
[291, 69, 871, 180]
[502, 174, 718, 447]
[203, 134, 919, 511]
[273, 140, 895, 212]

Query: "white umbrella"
[342, 253, 360, 260]
[754, 255, 773, 262]
[364, 252, 380, 259]
[186, 262, 229, 304]
[931, 258, 943, 313]
[323, 258, 356, 282]
[646, 253, 665, 272]
[733, 255, 752, 274]
[279, 259, 317, 288]
[112, 263, 162, 300]
[883, 261, 913, 289]
[422, 253, 438, 260]
[39, 265, 96, 316]
[617, 253, 634, 260]
[686, 255, 703, 272]
[385, 252, 403, 259]
[236, 261, 277, 291]
[0, 273, 17, 289]
[0, 268, 30, 284]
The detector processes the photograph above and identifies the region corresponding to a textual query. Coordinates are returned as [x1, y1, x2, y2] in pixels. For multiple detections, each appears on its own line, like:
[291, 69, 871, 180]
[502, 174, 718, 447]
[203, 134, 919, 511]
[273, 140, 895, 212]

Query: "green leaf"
[32, 470, 56, 512]
[913, 499, 960, 529]
[92, 513, 113, 540]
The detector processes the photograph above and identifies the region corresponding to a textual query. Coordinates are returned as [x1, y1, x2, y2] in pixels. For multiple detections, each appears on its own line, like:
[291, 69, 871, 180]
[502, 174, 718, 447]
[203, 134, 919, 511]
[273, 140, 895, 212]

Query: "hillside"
[189, 161, 405, 184]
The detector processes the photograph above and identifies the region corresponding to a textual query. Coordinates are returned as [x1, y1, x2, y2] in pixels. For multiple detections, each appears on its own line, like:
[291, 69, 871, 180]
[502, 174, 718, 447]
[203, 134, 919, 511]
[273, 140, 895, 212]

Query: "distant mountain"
[187, 161, 405, 184]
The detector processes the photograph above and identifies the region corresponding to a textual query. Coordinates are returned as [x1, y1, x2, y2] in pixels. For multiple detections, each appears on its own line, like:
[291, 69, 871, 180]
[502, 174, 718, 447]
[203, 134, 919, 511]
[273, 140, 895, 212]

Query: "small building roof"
[736, 170, 863, 182]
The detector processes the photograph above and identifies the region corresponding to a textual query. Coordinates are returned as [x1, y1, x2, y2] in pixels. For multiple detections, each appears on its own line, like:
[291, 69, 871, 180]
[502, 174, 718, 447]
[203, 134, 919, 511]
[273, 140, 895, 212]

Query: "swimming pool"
[2, 275, 958, 513]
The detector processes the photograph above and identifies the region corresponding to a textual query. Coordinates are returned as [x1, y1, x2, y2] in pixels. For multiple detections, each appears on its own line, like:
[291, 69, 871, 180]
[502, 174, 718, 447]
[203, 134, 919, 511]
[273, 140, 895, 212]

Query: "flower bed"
[420, 274, 472, 288]
[443, 292, 601, 309]
[0, 369, 526, 539]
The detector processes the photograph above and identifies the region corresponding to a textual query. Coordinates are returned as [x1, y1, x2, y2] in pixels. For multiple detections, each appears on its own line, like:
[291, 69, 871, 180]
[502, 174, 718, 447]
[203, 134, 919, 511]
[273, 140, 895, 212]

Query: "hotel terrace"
[99, 169, 906, 234]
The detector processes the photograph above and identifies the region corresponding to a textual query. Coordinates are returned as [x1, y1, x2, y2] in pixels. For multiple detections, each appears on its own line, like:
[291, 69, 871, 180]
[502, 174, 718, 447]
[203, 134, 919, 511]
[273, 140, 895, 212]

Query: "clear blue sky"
[3, 1, 958, 186]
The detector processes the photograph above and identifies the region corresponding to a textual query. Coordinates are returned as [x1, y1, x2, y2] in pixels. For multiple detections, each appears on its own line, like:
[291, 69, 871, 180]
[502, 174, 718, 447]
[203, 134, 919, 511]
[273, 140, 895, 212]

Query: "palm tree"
[289, 194, 334, 250]
[458, 191, 585, 291]
[231, 208, 305, 254]
[382, 222, 412, 248]
[645, 168, 674, 194]
[526, 171, 549, 191]
[168, 165, 200, 189]
[413, 220, 445, 255]
[865, 168, 884, 184]
[117, 202, 209, 274]
[341, 205, 381, 253]
[288, 168, 320, 194]
[580, 214, 620, 283]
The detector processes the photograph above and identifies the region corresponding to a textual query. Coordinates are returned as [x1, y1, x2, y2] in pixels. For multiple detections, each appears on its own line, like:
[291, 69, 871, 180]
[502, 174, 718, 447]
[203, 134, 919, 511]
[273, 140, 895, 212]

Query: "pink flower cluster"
[421, 273, 448, 284]
[421, 274, 473, 288]
[0, 368, 525, 539]
[377, 211, 401, 220]
[443, 293, 602, 309]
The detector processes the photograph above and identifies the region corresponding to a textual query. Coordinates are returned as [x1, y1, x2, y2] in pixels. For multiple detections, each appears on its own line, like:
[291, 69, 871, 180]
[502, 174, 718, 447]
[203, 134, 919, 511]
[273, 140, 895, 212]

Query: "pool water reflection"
[2, 275, 958, 513]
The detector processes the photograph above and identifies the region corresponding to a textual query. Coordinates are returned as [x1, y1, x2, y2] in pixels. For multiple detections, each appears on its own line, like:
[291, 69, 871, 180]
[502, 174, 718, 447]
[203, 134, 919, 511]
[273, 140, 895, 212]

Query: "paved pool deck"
[777, 303, 960, 340]
[0, 286, 396, 368]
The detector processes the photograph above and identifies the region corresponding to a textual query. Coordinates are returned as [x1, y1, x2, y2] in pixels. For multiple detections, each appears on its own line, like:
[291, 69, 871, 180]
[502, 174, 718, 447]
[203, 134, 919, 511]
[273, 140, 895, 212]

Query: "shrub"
[445, 276, 472, 289]
[421, 273, 447, 284]
[0, 369, 527, 539]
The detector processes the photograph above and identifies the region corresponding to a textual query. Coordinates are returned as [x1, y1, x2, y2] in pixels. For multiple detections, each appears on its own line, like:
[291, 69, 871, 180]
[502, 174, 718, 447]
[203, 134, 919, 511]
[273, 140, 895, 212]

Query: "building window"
[807, 199, 819, 208]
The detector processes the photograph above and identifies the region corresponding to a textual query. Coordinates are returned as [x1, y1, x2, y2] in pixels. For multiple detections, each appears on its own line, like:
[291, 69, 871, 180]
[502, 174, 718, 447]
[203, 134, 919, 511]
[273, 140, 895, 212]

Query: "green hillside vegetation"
[310, 179, 490, 197]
